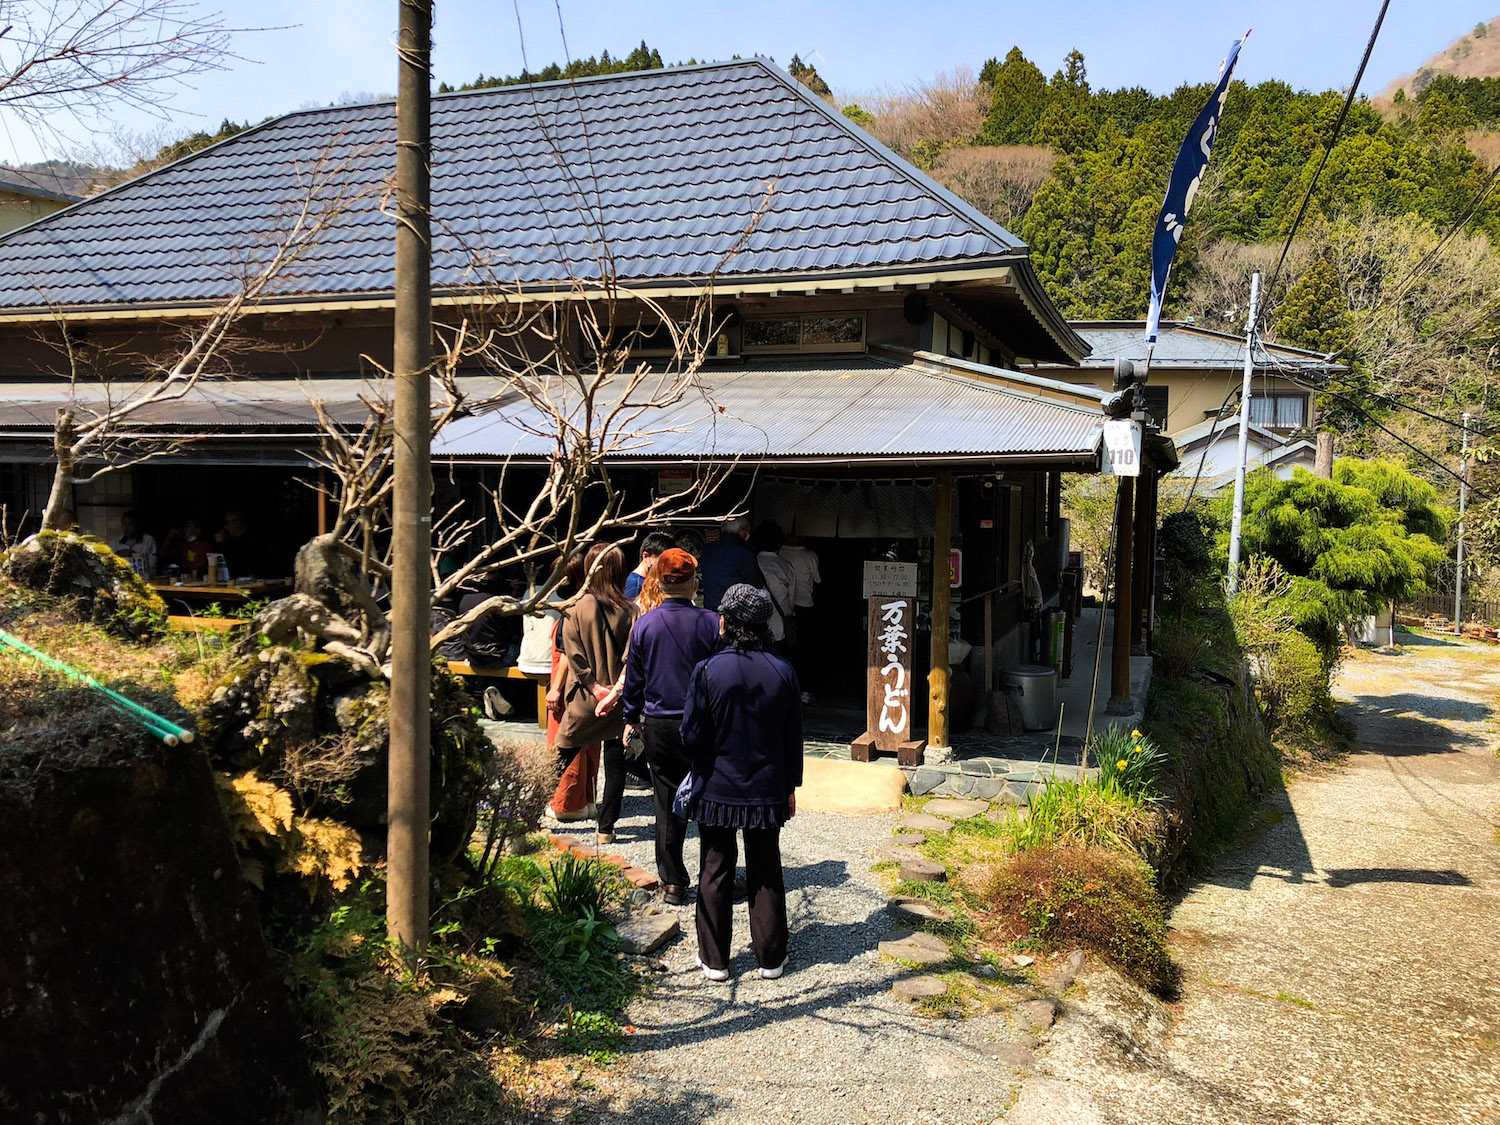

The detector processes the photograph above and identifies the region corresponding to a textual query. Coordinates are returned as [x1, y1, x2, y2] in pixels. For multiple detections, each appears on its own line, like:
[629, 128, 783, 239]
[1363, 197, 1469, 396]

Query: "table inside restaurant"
[148, 578, 293, 608]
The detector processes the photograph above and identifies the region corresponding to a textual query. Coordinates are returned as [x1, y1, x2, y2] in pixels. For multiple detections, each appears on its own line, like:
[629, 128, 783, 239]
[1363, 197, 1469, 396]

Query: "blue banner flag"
[1146, 34, 1247, 345]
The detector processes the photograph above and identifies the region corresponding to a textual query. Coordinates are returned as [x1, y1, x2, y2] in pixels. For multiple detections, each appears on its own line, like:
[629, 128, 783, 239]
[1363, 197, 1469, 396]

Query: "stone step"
[892, 975, 949, 1001]
[886, 896, 955, 926]
[874, 844, 927, 865]
[923, 797, 989, 820]
[899, 856, 947, 883]
[900, 812, 954, 834]
[878, 930, 951, 966]
[617, 913, 681, 955]
[891, 831, 927, 847]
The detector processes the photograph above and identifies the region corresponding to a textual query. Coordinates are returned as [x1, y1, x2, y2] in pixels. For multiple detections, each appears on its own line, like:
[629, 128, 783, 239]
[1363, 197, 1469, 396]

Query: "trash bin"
[999, 665, 1059, 731]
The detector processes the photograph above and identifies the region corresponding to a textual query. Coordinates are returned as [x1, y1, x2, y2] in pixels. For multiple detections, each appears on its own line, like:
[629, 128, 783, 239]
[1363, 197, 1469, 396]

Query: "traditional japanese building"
[0, 59, 1175, 747]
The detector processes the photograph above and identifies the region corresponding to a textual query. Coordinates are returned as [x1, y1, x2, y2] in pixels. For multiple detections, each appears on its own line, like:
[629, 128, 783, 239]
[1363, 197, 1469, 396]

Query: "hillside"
[1382, 15, 1500, 98]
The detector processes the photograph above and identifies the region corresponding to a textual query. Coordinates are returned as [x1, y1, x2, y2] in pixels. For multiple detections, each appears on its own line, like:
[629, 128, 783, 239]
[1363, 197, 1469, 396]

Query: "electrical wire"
[1259, 0, 1393, 320]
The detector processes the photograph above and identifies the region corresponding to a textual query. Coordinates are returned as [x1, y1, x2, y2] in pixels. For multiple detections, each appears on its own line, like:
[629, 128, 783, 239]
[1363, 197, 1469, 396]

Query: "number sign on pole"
[1102, 419, 1142, 477]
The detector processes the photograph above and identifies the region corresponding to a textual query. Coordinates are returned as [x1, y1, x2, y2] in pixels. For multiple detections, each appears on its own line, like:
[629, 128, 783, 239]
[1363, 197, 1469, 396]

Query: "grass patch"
[1275, 991, 1314, 1009]
[964, 846, 1178, 997]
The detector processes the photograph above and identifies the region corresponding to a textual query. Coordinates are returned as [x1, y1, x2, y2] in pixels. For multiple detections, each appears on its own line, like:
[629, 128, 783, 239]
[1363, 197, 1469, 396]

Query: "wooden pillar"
[1131, 469, 1152, 652]
[928, 469, 953, 751]
[317, 467, 329, 536]
[1109, 475, 1133, 709]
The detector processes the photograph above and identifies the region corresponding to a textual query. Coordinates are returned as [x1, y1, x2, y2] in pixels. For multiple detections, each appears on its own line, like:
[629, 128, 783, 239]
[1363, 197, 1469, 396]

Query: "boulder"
[798, 756, 907, 814]
[617, 913, 681, 956]
[0, 742, 321, 1123]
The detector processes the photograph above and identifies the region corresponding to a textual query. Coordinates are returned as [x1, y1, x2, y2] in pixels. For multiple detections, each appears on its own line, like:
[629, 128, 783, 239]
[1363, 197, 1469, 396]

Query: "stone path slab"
[878, 931, 951, 966]
[900, 812, 954, 833]
[618, 914, 682, 956]
[923, 797, 989, 820]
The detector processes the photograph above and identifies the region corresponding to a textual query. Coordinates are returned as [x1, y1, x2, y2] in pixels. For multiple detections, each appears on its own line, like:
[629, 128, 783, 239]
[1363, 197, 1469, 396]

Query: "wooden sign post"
[852, 595, 926, 766]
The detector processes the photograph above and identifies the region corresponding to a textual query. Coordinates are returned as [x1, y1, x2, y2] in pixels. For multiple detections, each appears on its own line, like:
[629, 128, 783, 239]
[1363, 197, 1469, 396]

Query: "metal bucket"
[998, 664, 1059, 731]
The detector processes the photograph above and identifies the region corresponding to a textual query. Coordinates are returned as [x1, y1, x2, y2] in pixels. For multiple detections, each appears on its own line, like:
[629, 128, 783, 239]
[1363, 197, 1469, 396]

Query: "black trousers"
[597, 740, 626, 834]
[696, 823, 787, 972]
[642, 715, 693, 888]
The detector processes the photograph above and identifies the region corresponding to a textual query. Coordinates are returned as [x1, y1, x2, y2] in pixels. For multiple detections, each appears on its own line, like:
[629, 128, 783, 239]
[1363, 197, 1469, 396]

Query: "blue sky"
[6, 0, 1499, 164]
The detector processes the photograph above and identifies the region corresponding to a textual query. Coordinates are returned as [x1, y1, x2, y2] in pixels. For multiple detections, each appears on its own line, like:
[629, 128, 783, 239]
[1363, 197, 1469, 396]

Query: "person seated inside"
[214, 509, 265, 578]
[159, 517, 211, 577]
[626, 530, 676, 602]
[112, 510, 158, 575]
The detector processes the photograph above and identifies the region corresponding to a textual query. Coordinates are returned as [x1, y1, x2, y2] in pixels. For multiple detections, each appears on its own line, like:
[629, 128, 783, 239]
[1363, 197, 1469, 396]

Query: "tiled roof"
[0, 60, 1030, 313]
[1062, 322, 1341, 370]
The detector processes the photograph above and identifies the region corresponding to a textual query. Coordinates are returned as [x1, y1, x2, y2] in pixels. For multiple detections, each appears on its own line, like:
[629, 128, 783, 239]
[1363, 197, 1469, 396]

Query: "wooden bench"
[447, 661, 550, 729]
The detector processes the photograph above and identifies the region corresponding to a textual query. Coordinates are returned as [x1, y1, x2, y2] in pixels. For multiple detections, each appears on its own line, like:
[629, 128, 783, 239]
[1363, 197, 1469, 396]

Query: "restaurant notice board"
[851, 595, 926, 767]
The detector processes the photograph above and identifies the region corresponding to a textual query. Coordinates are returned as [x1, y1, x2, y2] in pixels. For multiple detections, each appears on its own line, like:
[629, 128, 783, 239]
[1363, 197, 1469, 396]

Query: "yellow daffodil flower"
[1117, 759, 1129, 770]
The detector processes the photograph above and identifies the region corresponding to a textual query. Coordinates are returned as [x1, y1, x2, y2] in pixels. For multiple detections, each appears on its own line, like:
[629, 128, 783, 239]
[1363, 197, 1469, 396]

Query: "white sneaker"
[547, 803, 596, 823]
[759, 960, 786, 980]
[482, 686, 513, 719]
[697, 957, 729, 982]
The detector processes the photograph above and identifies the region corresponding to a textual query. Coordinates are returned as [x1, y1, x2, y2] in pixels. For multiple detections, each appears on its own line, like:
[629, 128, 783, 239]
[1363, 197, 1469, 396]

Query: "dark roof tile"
[0, 59, 1025, 311]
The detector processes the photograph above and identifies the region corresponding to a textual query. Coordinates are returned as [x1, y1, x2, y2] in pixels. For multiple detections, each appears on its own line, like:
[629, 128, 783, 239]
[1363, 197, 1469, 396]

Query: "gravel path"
[1029, 638, 1500, 1124]
[546, 791, 1035, 1124]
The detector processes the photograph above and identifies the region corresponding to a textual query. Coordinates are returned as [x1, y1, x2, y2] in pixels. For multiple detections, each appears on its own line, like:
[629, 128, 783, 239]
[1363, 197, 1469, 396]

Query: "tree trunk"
[41, 409, 77, 531]
[1314, 431, 1334, 479]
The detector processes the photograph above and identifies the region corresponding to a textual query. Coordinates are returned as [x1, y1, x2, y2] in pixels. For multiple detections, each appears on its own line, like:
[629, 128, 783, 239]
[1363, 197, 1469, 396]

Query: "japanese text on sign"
[877, 600, 910, 735]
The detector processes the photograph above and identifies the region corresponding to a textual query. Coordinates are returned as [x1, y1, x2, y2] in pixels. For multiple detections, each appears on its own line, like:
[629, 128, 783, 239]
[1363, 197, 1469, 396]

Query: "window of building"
[1142, 386, 1168, 427]
[742, 313, 865, 353]
[1249, 393, 1308, 429]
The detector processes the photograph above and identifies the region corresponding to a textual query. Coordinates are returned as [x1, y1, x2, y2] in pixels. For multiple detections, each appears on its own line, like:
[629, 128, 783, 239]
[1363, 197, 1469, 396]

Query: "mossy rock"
[0, 532, 166, 639]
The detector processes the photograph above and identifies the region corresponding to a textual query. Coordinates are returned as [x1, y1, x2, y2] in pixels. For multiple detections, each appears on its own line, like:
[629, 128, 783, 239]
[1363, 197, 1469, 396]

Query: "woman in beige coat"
[555, 543, 636, 844]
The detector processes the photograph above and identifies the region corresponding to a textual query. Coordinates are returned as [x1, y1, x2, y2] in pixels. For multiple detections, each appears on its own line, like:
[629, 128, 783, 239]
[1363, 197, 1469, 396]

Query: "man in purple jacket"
[622, 548, 722, 904]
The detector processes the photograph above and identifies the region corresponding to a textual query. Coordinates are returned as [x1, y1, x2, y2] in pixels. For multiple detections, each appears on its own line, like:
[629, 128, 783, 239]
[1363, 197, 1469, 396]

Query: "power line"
[1259, 0, 1392, 320]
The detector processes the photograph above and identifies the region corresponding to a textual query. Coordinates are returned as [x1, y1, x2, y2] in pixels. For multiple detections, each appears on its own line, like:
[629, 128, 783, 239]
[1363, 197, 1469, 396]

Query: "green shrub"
[968, 846, 1178, 995]
[994, 776, 1165, 864]
[1090, 725, 1165, 801]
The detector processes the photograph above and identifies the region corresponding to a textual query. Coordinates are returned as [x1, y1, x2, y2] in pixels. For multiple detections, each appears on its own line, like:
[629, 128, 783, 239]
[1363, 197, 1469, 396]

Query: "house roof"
[1171, 414, 1286, 452]
[1056, 321, 1343, 372]
[0, 60, 1065, 327]
[0, 352, 1112, 469]
[0, 166, 83, 205]
[431, 352, 1107, 467]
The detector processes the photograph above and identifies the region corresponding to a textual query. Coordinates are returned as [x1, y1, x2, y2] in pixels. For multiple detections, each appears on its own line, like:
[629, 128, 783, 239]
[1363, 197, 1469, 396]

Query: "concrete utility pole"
[387, 0, 433, 957]
[1226, 269, 1262, 595]
[1455, 412, 1472, 635]
[1107, 474, 1134, 711]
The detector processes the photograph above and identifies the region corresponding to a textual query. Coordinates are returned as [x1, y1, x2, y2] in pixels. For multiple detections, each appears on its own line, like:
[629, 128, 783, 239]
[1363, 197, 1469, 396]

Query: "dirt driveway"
[1032, 634, 1500, 1124]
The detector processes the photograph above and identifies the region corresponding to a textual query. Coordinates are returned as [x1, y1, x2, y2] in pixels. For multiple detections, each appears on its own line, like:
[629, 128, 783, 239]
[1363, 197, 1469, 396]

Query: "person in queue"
[679, 583, 804, 981]
[697, 515, 764, 611]
[555, 543, 636, 846]
[619, 548, 719, 906]
[626, 530, 675, 602]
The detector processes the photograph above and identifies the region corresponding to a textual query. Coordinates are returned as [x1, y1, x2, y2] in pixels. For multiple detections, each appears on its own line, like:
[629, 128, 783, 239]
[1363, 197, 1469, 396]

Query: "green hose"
[0, 628, 196, 746]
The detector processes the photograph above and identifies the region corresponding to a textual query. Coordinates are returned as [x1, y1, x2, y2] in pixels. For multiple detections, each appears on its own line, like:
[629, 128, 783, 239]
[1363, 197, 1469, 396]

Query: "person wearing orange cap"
[620, 547, 721, 904]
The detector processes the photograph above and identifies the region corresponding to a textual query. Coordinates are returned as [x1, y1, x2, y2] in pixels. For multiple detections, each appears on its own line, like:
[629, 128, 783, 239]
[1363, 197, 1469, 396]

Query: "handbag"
[672, 769, 706, 820]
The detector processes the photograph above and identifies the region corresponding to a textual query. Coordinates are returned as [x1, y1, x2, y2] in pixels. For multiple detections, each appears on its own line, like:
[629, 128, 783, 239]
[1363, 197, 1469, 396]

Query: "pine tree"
[980, 47, 1048, 145]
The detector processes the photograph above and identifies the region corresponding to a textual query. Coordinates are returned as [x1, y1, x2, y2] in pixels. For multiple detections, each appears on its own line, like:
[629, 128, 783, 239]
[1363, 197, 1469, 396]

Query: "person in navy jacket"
[679, 583, 804, 980]
[621, 547, 722, 904]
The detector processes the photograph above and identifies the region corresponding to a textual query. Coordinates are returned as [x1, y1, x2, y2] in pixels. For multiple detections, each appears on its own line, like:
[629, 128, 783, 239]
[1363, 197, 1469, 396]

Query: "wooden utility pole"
[1130, 469, 1151, 652]
[928, 470, 953, 754]
[387, 0, 433, 957]
[1108, 475, 1134, 710]
[1314, 431, 1333, 478]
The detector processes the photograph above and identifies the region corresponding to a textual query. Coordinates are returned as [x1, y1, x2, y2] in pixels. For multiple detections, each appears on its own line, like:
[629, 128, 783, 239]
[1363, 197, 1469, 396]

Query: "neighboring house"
[0, 168, 81, 235]
[0, 59, 1175, 734]
[1170, 416, 1319, 494]
[1035, 320, 1342, 440]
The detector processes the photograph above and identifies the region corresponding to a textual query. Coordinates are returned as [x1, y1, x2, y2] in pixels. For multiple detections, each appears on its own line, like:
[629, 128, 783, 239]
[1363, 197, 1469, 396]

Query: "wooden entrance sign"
[852, 595, 926, 767]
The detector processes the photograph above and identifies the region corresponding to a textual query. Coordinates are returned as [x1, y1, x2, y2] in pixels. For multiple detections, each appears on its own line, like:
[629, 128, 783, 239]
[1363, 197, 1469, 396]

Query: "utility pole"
[1226, 269, 1261, 595]
[388, 0, 433, 957]
[1455, 411, 1472, 635]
